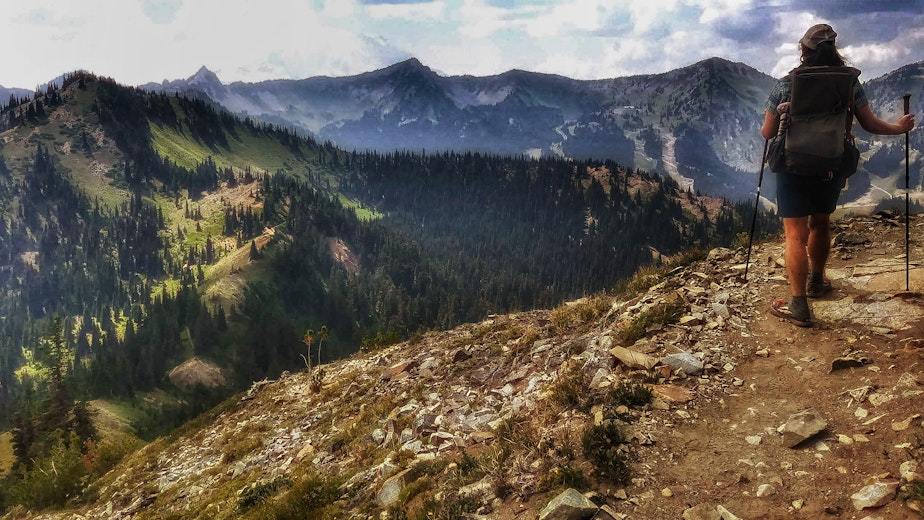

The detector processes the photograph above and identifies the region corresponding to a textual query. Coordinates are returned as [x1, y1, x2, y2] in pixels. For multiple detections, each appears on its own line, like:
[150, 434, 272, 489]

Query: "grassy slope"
[0, 432, 12, 477]
[0, 81, 361, 436]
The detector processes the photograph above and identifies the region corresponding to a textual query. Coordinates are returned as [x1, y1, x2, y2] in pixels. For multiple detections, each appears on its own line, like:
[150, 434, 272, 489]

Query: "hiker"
[760, 23, 915, 327]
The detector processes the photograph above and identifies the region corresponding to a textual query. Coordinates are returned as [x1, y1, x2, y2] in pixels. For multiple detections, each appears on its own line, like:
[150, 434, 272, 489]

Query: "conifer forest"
[0, 73, 775, 506]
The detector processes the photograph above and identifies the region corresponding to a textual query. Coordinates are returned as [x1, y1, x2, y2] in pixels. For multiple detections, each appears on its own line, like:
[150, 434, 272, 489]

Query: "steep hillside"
[0, 68, 763, 492]
[4, 213, 922, 519]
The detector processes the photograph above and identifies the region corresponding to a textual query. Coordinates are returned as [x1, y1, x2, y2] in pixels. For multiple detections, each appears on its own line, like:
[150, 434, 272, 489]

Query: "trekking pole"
[744, 138, 769, 282]
[904, 93, 911, 292]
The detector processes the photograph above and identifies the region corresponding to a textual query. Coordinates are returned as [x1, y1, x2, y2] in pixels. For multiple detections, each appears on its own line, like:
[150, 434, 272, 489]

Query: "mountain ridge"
[137, 56, 923, 207]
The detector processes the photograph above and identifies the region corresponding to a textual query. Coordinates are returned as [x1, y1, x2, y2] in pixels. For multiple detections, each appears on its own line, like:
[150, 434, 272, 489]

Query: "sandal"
[807, 277, 832, 298]
[770, 299, 813, 327]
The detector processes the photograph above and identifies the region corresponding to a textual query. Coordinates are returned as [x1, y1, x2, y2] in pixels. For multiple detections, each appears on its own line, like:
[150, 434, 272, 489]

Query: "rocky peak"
[187, 66, 222, 88]
[31, 213, 924, 519]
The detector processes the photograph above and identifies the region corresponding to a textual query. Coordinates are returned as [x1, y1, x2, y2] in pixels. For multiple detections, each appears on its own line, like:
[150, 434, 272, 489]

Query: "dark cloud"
[798, 0, 923, 17]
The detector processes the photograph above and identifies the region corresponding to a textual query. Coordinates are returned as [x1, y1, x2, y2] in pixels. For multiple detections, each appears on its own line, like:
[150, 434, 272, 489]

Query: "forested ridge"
[0, 72, 776, 510]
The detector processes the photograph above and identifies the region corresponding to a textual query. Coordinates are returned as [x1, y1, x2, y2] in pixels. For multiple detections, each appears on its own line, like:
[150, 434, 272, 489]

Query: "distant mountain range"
[140, 57, 924, 206]
[1, 84, 33, 103]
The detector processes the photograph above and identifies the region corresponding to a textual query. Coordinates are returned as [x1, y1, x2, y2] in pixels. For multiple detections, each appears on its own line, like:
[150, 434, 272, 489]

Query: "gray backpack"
[768, 66, 861, 178]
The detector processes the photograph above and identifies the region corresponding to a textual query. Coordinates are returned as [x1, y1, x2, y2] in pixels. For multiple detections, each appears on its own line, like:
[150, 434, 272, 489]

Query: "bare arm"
[855, 105, 915, 135]
[761, 110, 778, 140]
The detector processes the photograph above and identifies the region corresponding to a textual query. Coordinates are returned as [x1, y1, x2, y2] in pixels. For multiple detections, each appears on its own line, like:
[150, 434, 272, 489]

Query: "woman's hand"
[896, 113, 915, 133]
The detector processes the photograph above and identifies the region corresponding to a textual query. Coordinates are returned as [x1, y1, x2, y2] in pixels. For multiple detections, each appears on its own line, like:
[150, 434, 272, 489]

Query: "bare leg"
[807, 213, 831, 277]
[783, 216, 810, 297]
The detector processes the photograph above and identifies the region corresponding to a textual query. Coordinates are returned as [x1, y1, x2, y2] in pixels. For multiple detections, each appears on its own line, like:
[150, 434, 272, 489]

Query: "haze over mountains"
[141, 57, 924, 207]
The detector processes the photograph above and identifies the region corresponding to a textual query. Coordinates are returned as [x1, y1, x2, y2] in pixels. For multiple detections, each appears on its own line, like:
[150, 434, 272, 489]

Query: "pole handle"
[904, 94, 911, 115]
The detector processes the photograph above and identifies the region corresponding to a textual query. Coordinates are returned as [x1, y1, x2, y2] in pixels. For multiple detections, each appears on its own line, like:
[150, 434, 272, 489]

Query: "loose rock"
[778, 409, 827, 448]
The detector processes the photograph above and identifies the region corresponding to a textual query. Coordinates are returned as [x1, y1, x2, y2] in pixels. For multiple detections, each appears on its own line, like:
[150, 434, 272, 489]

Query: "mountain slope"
[0, 72, 762, 451]
[8, 213, 923, 520]
[144, 58, 924, 207]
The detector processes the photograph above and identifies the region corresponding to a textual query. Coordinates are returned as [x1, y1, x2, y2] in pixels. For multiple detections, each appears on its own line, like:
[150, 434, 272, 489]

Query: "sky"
[2, 0, 922, 90]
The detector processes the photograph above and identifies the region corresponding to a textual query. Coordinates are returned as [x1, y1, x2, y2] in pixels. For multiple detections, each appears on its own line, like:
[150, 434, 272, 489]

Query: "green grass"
[149, 119, 313, 177]
[150, 123, 222, 172]
[338, 194, 383, 221]
[0, 431, 14, 476]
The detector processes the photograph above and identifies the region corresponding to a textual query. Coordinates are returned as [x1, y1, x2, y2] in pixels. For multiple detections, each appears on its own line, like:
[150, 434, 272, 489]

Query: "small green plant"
[549, 364, 594, 413]
[665, 248, 707, 269]
[237, 477, 291, 512]
[624, 265, 665, 295]
[607, 380, 653, 409]
[538, 464, 589, 492]
[582, 421, 631, 485]
[550, 293, 612, 333]
[412, 494, 481, 520]
[361, 330, 403, 351]
[615, 298, 690, 346]
[10, 431, 89, 509]
[906, 480, 924, 503]
[243, 474, 340, 520]
[302, 326, 328, 393]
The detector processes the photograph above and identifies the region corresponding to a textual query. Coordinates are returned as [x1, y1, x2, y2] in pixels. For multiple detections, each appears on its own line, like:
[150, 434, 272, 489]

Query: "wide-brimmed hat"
[800, 24, 837, 50]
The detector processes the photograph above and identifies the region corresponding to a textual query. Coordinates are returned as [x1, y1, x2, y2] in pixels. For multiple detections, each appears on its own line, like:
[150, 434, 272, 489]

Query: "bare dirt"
[618, 213, 924, 519]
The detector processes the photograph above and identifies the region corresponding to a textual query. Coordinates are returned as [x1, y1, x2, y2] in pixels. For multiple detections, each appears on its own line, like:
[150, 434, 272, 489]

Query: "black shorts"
[775, 173, 846, 218]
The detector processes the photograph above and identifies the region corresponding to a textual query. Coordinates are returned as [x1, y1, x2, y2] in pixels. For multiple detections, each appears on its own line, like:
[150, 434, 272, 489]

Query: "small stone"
[850, 481, 900, 510]
[853, 434, 870, 443]
[778, 409, 827, 448]
[891, 414, 920, 431]
[745, 435, 762, 445]
[791, 499, 804, 509]
[837, 434, 854, 444]
[755, 349, 770, 357]
[682, 503, 720, 520]
[716, 504, 743, 520]
[661, 487, 673, 497]
[830, 357, 868, 371]
[610, 346, 659, 370]
[869, 392, 897, 407]
[652, 384, 694, 403]
[854, 407, 869, 419]
[900, 460, 920, 482]
[538, 488, 599, 520]
[662, 352, 705, 376]
[756, 484, 777, 497]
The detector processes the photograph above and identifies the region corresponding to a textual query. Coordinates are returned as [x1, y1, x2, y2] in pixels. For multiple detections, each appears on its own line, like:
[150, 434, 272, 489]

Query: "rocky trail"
[9, 213, 924, 520]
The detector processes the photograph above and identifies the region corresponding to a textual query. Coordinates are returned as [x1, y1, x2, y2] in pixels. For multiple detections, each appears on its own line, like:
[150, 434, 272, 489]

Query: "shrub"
[361, 330, 403, 351]
[549, 364, 593, 413]
[237, 477, 291, 512]
[243, 474, 341, 520]
[412, 494, 481, 520]
[87, 433, 143, 478]
[615, 298, 690, 346]
[11, 431, 89, 509]
[581, 421, 631, 485]
[607, 380, 653, 409]
[538, 464, 589, 492]
[550, 293, 612, 333]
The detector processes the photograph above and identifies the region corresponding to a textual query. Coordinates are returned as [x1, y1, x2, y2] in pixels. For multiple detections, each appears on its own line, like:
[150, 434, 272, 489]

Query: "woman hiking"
[760, 23, 915, 327]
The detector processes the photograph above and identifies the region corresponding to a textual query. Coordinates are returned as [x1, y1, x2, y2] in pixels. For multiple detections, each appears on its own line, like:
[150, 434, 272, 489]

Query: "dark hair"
[801, 41, 847, 67]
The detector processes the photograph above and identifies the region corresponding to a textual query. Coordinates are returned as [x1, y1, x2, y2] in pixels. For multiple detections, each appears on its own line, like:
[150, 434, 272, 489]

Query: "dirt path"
[623, 214, 924, 519]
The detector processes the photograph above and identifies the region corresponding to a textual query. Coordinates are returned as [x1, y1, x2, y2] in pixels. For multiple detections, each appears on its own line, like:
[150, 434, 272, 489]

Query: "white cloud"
[0, 0, 919, 89]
